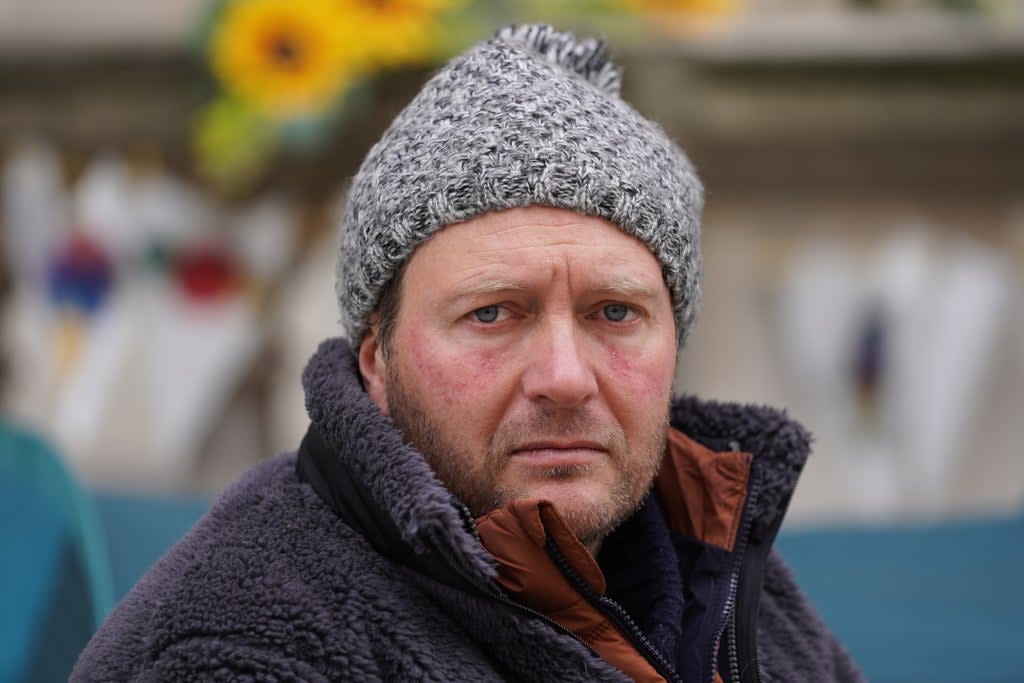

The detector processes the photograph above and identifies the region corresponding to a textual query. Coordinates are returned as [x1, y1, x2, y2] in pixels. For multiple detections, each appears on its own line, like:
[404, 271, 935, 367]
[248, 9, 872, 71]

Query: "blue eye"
[472, 306, 501, 323]
[603, 303, 631, 322]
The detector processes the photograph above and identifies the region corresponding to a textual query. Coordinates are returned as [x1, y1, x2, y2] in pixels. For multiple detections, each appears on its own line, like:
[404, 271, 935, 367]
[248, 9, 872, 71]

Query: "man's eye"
[471, 305, 503, 323]
[602, 303, 634, 322]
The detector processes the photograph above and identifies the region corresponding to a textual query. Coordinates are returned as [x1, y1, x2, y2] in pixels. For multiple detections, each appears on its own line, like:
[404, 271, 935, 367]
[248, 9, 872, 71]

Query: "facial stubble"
[384, 371, 670, 549]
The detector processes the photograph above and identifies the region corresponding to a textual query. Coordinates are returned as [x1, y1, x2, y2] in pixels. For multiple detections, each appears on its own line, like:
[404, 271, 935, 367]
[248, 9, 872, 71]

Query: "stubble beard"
[384, 373, 670, 549]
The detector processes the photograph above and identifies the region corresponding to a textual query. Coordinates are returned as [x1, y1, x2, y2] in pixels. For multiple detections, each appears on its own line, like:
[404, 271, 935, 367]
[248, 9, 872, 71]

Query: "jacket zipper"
[544, 537, 685, 683]
[726, 541, 764, 683]
[711, 471, 763, 683]
[726, 493, 789, 683]
[454, 482, 777, 683]
[428, 537, 606, 661]
[435, 505, 607, 664]
[726, 611, 741, 683]
[722, 480, 793, 683]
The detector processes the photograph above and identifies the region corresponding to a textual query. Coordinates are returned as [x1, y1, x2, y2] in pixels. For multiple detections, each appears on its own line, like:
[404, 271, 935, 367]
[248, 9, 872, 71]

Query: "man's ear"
[358, 325, 390, 416]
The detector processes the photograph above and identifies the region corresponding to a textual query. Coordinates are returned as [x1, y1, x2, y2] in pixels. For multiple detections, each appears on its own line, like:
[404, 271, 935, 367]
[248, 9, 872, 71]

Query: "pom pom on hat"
[495, 24, 622, 96]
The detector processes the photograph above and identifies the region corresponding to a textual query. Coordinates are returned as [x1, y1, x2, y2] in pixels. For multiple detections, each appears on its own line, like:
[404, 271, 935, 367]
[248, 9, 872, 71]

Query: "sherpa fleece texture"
[336, 24, 703, 348]
[72, 338, 863, 682]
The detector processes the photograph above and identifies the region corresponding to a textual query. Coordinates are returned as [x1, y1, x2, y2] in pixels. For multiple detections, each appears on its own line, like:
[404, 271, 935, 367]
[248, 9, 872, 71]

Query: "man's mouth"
[509, 441, 606, 469]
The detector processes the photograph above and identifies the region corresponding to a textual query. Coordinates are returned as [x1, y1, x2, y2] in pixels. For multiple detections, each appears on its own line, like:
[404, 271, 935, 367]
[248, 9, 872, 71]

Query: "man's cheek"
[440, 350, 504, 406]
[406, 327, 497, 406]
[605, 345, 671, 403]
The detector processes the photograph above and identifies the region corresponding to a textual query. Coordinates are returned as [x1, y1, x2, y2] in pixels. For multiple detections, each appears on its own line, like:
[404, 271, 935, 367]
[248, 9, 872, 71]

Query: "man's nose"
[520, 317, 598, 409]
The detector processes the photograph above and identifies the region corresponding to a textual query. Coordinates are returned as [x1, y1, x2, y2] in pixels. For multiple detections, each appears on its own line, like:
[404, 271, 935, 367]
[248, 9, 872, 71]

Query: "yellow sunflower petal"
[210, 0, 362, 118]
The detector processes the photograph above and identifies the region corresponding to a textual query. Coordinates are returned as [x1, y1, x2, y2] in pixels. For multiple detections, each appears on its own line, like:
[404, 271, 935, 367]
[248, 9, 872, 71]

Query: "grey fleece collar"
[301, 337, 500, 585]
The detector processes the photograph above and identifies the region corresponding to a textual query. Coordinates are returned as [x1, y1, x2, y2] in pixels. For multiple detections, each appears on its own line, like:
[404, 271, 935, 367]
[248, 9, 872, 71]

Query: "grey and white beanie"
[337, 23, 703, 347]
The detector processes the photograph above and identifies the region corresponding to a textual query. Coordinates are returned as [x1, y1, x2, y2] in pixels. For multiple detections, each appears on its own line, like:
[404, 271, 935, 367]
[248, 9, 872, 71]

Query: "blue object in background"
[94, 492, 210, 601]
[778, 514, 1024, 683]
[0, 419, 209, 683]
[0, 421, 114, 683]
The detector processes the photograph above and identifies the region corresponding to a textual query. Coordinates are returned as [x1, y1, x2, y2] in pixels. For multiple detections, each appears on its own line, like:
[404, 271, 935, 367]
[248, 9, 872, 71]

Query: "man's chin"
[505, 479, 637, 548]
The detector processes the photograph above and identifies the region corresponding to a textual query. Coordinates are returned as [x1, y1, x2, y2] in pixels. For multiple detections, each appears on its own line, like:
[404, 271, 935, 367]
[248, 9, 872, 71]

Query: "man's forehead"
[418, 206, 655, 257]
[411, 205, 659, 262]
[404, 206, 669, 290]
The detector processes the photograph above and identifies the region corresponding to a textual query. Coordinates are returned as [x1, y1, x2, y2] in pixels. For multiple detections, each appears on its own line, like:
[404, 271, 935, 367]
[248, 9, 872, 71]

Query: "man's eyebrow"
[449, 278, 529, 300]
[590, 278, 663, 302]
[449, 277, 663, 302]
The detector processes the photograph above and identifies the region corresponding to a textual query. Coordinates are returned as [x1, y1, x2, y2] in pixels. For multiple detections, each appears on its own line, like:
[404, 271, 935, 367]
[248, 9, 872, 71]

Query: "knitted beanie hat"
[337, 24, 703, 347]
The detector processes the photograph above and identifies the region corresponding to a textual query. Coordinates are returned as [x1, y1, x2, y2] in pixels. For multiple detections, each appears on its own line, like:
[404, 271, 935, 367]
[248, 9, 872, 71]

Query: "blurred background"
[1, 0, 1022, 681]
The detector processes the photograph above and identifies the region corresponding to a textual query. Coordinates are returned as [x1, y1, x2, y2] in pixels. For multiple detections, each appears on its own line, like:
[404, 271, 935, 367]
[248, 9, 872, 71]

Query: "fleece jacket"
[72, 338, 864, 682]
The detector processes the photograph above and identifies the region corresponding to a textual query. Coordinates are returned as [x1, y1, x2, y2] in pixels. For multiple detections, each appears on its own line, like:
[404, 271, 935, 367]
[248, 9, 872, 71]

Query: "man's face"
[359, 207, 678, 549]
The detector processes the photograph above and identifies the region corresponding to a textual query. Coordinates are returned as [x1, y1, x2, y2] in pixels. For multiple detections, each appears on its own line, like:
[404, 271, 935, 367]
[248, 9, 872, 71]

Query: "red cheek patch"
[451, 354, 495, 400]
[606, 346, 661, 401]
[472, 350, 499, 378]
[406, 326, 475, 405]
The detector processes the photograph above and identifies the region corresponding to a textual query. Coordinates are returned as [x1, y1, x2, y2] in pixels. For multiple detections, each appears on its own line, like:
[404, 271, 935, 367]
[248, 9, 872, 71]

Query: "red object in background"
[174, 243, 239, 302]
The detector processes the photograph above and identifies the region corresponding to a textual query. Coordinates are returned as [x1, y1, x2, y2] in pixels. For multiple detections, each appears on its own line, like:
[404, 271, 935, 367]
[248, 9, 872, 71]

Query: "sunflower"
[210, 0, 361, 118]
[338, 0, 468, 68]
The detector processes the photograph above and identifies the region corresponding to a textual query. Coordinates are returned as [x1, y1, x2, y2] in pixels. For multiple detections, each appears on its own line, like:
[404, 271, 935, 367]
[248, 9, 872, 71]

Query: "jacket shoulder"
[73, 453, 391, 681]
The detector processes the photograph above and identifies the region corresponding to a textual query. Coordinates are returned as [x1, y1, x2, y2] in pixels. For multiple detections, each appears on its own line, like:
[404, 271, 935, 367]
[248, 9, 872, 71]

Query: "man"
[75, 25, 863, 682]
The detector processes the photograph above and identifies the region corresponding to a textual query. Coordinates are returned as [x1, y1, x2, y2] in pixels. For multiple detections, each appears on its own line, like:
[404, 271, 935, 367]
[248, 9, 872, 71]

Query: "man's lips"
[509, 441, 606, 468]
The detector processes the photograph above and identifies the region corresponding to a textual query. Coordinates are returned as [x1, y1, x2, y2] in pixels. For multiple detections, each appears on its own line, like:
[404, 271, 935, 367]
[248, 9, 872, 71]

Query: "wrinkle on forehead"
[442, 206, 635, 251]
[454, 225, 633, 257]
[404, 206, 670, 309]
